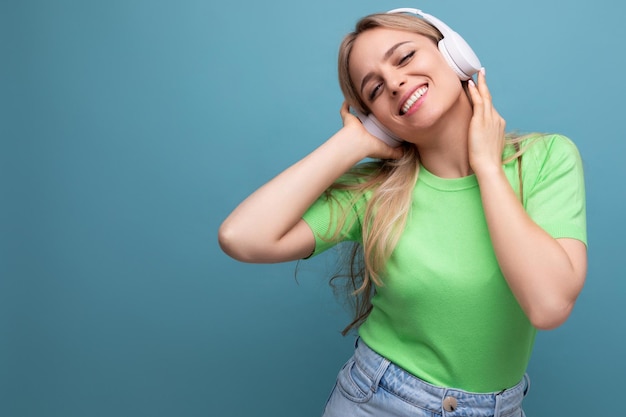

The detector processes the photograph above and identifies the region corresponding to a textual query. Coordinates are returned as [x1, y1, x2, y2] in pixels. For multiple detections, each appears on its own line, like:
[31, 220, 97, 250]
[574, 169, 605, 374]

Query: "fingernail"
[468, 79, 475, 87]
[480, 67, 486, 76]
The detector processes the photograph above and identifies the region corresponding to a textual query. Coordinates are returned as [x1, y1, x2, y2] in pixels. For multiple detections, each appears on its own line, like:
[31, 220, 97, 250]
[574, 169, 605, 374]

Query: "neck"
[415, 89, 474, 178]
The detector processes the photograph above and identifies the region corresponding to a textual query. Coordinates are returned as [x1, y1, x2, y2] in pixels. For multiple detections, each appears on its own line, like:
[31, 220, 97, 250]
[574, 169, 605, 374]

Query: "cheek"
[437, 73, 466, 103]
[369, 100, 396, 124]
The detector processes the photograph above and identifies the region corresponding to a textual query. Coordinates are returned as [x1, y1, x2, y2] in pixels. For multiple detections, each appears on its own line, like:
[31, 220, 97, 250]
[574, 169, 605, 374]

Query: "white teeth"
[401, 86, 428, 114]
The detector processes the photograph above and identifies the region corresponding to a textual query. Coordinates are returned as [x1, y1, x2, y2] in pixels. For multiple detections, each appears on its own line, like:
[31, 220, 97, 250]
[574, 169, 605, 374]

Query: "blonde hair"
[331, 13, 535, 335]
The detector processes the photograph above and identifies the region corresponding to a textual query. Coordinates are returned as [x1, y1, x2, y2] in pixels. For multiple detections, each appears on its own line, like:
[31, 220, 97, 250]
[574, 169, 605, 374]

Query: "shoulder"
[514, 134, 587, 243]
[520, 134, 583, 180]
[505, 133, 583, 175]
[503, 133, 585, 203]
[524, 133, 580, 158]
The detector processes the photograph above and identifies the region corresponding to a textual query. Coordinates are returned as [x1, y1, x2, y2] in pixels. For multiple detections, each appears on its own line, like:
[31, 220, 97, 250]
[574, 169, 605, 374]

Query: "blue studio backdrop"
[2, 0, 624, 416]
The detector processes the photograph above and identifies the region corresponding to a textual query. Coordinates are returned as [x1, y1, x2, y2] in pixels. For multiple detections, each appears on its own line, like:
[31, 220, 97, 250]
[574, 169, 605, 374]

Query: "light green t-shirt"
[302, 134, 587, 393]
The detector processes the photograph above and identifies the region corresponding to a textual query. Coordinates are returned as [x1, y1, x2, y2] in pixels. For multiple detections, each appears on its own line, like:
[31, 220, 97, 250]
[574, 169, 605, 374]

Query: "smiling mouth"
[400, 86, 428, 115]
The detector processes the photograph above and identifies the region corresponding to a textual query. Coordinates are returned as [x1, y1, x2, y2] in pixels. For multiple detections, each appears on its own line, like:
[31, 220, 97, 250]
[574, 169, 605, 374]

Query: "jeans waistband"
[353, 338, 529, 417]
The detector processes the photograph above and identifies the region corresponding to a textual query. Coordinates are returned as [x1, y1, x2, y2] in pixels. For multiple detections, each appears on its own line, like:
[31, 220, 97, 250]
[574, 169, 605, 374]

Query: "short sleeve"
[522, 135, 587, 246]
[301, 187, 365, 258]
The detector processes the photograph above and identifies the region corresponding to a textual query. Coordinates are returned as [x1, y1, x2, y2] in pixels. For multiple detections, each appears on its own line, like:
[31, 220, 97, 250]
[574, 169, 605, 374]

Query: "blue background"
[1, 0, 623, 416]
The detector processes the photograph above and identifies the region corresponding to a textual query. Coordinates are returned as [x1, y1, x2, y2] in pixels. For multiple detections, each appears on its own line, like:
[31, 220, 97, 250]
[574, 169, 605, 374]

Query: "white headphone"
[387, 8, 481, 80]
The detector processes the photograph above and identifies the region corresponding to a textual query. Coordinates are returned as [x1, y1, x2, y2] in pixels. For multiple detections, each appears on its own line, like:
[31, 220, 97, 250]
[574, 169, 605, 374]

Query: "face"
[349, 27, 467, 141]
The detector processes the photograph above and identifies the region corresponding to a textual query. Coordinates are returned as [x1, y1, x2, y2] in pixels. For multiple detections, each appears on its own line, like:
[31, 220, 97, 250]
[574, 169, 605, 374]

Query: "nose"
[383, 67, 407, 96]
[390, 80, 406, 96]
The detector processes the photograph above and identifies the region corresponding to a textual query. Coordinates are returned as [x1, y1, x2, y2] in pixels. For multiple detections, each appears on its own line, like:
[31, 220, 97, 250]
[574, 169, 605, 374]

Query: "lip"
[398, 83, 428, 116]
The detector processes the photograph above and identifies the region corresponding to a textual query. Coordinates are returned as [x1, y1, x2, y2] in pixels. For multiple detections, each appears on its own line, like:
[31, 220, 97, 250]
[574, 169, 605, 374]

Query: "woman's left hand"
[466, 68, 506, 175]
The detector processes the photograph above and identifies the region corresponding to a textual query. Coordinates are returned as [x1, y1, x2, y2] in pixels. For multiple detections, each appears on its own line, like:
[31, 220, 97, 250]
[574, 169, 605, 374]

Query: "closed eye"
[369, 83, 382, 101]
[399, 50, 415, 65]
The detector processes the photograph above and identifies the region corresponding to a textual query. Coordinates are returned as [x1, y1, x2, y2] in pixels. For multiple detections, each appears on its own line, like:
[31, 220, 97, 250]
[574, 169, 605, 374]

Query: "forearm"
[218, 127, 368, 262]
[476, 166, 586, 329]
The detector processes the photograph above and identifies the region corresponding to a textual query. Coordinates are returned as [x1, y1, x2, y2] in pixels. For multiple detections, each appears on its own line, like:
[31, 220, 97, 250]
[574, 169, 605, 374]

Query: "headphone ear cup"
[437, 32, 481, 80]
[351, 108, 404, 147]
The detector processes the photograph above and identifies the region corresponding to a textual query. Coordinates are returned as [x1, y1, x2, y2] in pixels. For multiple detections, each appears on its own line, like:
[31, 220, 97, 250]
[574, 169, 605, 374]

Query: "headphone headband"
[386, 8, 454, 37]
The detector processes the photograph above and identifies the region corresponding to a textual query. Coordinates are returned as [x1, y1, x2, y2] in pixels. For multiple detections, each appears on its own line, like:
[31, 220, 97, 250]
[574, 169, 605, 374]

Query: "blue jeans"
[322, 338, 529, 417]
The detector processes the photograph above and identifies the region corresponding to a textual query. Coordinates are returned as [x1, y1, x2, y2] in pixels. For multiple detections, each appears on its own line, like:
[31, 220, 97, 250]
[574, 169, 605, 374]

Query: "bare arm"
[467, 71, 587, 330]
[218, 103, 404, 263]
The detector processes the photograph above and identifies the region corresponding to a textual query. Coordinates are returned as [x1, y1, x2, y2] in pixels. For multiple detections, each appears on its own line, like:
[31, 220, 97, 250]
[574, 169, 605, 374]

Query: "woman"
[218, 9, 587, 417]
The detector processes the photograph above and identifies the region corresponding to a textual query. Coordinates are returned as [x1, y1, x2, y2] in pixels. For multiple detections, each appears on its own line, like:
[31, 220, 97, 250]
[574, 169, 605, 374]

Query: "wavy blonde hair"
[330, 13, 534, 335]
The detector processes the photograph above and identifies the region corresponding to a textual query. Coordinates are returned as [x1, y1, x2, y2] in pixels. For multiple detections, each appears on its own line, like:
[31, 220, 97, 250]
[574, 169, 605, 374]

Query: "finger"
[467, 79, 485, 117]
[339, 101, 350, 118]
[476, 68, 493, 108]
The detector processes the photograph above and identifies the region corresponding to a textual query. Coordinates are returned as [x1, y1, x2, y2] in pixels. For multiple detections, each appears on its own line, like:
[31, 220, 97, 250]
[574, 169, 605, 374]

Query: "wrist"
[472, 161, 505, 180]
[326, 126, 371, 163]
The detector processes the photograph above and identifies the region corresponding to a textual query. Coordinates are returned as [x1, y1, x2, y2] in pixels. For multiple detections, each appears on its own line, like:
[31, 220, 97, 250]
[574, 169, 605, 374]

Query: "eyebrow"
[359, 41, 411, 95]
